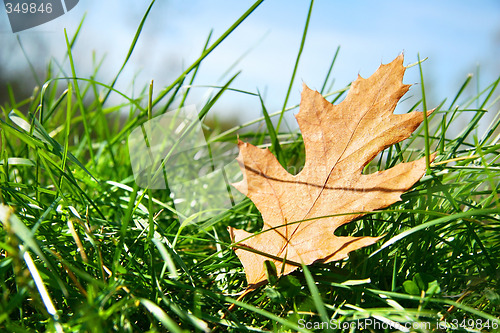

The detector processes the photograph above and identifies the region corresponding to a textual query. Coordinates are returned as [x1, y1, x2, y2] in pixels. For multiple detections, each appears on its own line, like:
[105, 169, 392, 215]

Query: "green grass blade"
[101, 0, 156, 104]
[152, 0, 265, 107]
[258, 90, 285, 166]
[417, 53, 432, 173]
[302, 263, 330, 328]
[139, 298, 184, 333]
[276, 0, 314, 132]
[64, 29, 95, 164]
[320, 46, 340, 94]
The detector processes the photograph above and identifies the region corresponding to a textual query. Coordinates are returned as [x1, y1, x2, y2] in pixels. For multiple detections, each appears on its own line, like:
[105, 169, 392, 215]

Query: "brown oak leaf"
[229, 54, 435, 288]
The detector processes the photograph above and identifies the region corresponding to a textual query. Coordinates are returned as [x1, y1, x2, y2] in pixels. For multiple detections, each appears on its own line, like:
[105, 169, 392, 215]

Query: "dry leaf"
[229, 54, 435, 288]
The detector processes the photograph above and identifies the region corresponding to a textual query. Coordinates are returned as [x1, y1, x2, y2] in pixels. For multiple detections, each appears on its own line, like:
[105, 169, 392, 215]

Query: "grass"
[1, 1, 500, 332]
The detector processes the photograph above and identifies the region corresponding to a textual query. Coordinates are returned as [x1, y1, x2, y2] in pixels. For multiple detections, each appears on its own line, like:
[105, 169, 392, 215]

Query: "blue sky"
[1, 1, 499, 129]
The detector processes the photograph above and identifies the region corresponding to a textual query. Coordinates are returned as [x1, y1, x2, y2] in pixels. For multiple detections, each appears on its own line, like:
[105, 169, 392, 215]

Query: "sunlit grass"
[1, 0, 499, 332]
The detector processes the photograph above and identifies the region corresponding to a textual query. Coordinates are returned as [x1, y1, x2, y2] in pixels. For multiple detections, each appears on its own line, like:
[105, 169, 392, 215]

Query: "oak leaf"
[229, 54, 434, 288]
